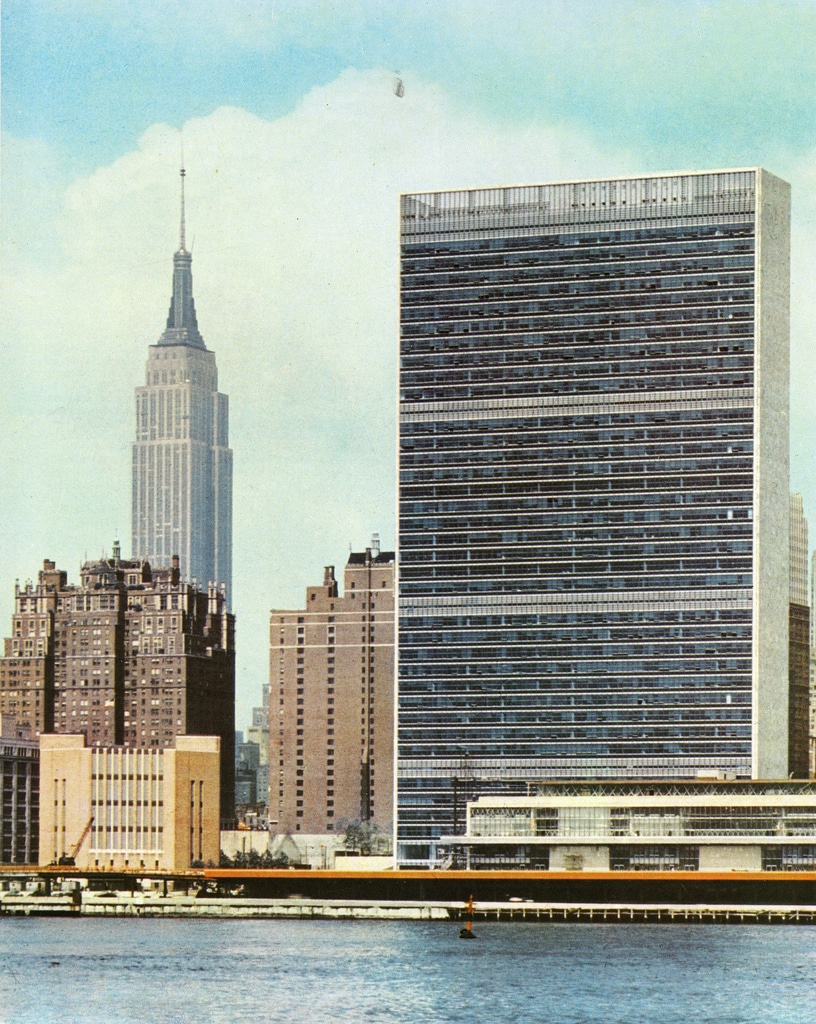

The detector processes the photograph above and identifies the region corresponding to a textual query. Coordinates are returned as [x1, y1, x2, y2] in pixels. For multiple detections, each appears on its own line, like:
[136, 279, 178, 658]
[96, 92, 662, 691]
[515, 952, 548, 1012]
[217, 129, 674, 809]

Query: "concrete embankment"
[3, 893, 816, 923]
[82, 896, 453, 919]
[0, 893, 452, 919]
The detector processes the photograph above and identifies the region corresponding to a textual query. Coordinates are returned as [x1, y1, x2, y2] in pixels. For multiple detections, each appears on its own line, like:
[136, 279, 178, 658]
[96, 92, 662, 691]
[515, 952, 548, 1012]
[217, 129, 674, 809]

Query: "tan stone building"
[38, 733, 220, 871]
[0, 553, 235, 819]
[269, 540, 394, 835]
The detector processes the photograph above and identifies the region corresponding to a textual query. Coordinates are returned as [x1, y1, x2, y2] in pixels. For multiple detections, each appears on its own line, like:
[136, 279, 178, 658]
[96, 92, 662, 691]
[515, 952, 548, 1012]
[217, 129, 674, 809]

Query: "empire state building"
[132, 169, 233, 599]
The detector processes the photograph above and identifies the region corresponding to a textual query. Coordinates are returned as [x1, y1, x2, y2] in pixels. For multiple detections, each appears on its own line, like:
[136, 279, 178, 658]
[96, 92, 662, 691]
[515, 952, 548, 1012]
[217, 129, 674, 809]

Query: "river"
[1, 918, 814, 1023]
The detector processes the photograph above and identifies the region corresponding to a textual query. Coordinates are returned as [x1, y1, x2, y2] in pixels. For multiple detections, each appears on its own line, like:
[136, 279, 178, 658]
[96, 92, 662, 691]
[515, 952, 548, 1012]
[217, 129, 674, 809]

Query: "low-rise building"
[438, 780, 816, 872]
[0, 715, 39, 864]
[38, 733, 220, 871]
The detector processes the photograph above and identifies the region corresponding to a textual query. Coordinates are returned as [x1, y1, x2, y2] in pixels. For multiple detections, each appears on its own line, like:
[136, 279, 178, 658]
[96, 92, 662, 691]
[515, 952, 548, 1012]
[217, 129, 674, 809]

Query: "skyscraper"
[398, 170, 790, 865]
[132, 168, 233, 598]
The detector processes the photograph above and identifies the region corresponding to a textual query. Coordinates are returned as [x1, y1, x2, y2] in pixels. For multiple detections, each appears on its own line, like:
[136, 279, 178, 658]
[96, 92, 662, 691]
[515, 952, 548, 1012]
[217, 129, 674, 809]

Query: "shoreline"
[3, 893, 816, 924]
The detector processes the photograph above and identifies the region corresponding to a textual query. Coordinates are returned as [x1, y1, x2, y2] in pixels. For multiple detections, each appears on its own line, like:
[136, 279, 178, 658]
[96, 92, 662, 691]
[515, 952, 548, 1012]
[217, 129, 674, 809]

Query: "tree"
[340, 819, 382, 856]
[219, 848, 289, 868]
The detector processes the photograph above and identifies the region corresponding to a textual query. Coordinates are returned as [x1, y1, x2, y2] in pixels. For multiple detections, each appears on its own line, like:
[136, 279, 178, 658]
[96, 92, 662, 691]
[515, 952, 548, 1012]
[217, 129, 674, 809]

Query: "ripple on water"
[0, 919, 815, 1024]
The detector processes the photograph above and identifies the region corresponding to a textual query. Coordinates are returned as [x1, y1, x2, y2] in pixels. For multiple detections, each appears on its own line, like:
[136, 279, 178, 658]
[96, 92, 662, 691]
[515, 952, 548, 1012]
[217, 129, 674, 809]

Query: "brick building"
[0, 552, 235, 820]
[269, 540, 394, 835]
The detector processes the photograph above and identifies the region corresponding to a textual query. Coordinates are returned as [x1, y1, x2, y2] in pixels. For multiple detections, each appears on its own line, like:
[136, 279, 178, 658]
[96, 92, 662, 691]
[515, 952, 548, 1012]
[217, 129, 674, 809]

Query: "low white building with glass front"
[437, 780, 816, 872]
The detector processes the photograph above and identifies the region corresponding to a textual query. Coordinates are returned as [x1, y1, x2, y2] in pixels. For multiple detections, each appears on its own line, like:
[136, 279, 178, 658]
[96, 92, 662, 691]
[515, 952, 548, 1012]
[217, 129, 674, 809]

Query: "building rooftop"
[346, 551, 395, 566]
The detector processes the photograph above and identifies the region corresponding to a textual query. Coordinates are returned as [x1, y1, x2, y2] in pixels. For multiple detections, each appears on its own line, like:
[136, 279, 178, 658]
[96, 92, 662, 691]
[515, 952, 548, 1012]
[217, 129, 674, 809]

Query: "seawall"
[2, 892, 816, 924]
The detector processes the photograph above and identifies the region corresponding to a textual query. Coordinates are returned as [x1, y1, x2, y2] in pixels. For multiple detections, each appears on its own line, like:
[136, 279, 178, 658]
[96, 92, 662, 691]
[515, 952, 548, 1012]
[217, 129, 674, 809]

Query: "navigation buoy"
[459, 894, 476, 938]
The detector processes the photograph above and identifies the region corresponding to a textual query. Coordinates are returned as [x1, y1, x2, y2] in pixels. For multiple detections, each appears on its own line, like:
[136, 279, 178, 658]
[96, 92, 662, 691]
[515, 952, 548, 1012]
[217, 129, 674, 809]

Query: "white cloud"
[3, 68, 816, 724]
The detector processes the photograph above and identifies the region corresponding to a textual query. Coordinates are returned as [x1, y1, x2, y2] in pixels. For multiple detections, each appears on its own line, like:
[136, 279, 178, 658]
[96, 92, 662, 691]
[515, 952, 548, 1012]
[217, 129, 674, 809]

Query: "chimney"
[323, 566, 338, 598]
[370, 533, 380, 557]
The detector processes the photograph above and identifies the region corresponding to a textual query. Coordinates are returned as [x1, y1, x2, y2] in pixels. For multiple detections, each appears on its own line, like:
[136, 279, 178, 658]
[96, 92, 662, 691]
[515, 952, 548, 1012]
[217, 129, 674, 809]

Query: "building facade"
[38, 733, 220, 871]
[0, 560, 65, 737]
[790, 494, 808, 607]
[398, 170, 791, 865]
[440, 780, 816, 873]
[0, 555, 235, 820]
[246, 684, 270, 770]
[132, 168, 233, 598]
[789, 494, 809, 777]
[269, 541, 394, 835]
[239, 683, 270, 820]
[811, 551, 816, 777]
[0, 715, 38, 864]
[235, 735, 261, 807]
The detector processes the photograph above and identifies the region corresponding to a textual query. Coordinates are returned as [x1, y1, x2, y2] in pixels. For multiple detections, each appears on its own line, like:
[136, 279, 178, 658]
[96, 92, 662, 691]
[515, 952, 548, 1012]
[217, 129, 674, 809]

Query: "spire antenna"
[160, 139, 204, 348]
[179, 158, 187, 253]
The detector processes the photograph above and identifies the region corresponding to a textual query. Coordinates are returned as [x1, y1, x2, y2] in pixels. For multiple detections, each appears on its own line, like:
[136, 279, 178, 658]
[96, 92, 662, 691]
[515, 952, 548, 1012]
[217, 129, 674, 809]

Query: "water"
[0, 918, 814, 1023]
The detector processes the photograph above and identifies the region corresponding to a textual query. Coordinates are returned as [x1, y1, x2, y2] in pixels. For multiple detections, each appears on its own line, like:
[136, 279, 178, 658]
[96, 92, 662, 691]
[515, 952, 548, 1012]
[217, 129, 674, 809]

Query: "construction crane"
[58, 817, 94, 866]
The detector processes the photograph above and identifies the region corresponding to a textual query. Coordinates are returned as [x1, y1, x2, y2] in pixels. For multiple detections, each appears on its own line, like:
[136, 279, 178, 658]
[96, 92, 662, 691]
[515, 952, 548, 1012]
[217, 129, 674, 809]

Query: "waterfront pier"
[2, 866, 815, 922]
[2, 891, 816, 924]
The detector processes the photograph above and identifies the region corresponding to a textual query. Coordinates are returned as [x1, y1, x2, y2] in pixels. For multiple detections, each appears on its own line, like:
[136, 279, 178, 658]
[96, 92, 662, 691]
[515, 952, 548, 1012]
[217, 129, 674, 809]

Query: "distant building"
[0, 715, 38, 864]
[235, 738, 261, 806]
[236, 684, 270, 819]
[790, 494, 809, 606]
[0, 554, 235, 820]
[38, 733, 220, 870]
[131, 167, 232, 599]
[269, 539, 394, 834]
[398, 170, 791, 865]
[440, 780, 816, 872]
[246, 684, 270, 774]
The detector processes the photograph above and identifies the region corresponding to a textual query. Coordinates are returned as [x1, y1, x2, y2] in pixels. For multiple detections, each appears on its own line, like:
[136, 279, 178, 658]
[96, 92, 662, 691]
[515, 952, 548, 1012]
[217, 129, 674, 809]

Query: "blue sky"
[5, 1, 816, 171]
[3, 0, 816, 725]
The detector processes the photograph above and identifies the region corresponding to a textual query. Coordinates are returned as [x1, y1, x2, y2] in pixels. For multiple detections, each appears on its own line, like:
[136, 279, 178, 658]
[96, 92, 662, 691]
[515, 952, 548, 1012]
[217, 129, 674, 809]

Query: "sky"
[3, 0, 816, 728]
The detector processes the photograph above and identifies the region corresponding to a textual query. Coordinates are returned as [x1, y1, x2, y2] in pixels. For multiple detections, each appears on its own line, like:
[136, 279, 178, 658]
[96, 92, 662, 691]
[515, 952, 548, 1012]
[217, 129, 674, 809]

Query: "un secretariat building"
[397, 170, 790, 866]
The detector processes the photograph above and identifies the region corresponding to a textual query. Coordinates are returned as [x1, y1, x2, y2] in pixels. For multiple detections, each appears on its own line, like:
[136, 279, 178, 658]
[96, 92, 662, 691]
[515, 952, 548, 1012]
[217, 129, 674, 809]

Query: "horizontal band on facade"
[398, 756, 752, 777]
[402, 265, 754, 293]
[402, 216, 756, 245]
[401, 173, 757, 235]
[401, 387, 753, 424]
[400, 589, 751, 616]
